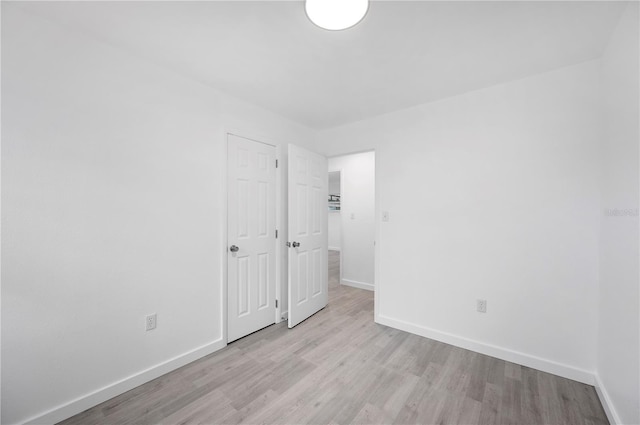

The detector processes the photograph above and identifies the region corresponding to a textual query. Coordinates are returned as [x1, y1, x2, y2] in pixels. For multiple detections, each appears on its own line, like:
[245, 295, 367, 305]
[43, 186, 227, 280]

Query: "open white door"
[288, 144, 328, 328]
[227, 134, 276, 342]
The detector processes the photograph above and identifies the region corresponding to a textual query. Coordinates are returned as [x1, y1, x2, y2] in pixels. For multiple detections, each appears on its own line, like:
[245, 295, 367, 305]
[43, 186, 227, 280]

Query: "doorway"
[327, 151, 376, 292]
[328, 171, 342, 289]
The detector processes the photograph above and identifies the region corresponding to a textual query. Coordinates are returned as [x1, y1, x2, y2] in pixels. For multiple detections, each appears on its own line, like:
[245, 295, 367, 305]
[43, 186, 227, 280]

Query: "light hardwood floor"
[59, 251, 608, 425]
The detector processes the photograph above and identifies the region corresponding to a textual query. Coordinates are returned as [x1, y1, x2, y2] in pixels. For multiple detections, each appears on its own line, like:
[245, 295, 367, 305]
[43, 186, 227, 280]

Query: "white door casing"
[227, 134, 276, 342]
[288, 144, 328, 328]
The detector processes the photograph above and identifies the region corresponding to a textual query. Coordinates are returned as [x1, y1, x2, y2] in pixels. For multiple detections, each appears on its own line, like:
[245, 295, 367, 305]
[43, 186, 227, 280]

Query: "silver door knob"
[230, 245, 239, 252]
[292, 241, 300, 248]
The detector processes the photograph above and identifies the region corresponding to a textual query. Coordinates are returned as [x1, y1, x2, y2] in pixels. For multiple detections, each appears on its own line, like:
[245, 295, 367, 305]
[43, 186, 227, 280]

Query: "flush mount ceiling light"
[305, 0, 369, 31]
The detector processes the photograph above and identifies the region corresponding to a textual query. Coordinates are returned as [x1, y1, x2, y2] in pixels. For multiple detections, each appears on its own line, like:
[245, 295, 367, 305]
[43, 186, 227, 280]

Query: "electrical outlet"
[477, 299, 487, 313]
[146, 313, 157, 331]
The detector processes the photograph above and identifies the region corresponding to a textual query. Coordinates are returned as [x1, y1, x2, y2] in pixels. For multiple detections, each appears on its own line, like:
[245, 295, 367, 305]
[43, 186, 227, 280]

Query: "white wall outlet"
[477, 299, 487, 313]
[146, 313, 157, 331]
[382, 211, 390, 222]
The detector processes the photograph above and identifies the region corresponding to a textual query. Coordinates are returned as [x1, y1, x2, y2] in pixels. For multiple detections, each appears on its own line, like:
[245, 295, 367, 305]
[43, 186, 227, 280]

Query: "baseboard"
[341, 278, 374, 291]
[328, 246, 341, 252]
[376, 314, 595, 385]
[594, 374, 622, 425]
[281, 310, 289, 320]
[23, 338, 226, 425]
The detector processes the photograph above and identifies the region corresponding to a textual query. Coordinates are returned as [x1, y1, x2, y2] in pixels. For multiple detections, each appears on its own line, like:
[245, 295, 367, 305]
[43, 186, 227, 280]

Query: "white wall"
[597, 3, 640, 424]
[316, 61, 602, 382]
[328, 212, 342, 251]
[328, 153, 375, 290]
[328, 171, 341, 195]
[1, 5, 314, 425]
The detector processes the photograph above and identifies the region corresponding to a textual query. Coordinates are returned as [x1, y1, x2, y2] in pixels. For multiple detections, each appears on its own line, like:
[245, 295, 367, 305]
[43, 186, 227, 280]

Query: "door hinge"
[275, 299, 279, 308]
[275, 159, 278, 168]
[275, 229, 278, 239]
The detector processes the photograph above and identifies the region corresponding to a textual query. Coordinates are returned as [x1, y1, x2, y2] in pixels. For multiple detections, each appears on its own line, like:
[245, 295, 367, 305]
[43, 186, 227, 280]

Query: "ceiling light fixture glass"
[305, 0, 369, 31]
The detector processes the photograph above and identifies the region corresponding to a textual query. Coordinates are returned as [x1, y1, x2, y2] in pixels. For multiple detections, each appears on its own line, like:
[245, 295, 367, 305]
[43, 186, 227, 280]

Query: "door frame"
[221, 128, 285, 345]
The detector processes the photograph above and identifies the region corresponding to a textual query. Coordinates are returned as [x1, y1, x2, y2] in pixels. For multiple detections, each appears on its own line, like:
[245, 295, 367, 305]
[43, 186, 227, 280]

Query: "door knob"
[292, 241, 300, 248]
[229, 245, 239, 252]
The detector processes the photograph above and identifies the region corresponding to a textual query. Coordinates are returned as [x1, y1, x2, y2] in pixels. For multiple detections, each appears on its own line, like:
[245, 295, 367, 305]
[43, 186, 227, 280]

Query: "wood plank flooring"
[59, 251, 608, 425]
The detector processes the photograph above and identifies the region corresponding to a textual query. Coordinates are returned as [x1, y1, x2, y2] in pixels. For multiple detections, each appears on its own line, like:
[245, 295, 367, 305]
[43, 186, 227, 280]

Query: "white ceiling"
[16, 1, 626, 129]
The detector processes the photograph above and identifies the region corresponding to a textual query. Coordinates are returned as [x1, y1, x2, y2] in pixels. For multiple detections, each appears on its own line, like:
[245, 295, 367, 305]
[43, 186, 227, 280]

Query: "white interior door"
[288, 144, 328, 328]
[227, 134, 276, 342]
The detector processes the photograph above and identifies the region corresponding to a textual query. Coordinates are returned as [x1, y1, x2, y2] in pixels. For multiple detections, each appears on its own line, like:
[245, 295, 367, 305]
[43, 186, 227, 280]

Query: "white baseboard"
[23, 338, 226, 425]
[594, 374, 622, 425]
[341, 278, 374, 291]
[376, 314, 595, 385]
[328, 246, 341, 252]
